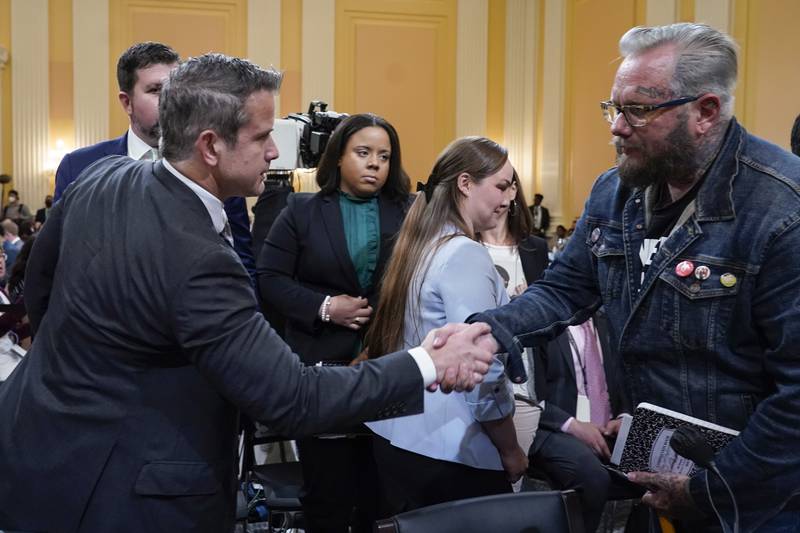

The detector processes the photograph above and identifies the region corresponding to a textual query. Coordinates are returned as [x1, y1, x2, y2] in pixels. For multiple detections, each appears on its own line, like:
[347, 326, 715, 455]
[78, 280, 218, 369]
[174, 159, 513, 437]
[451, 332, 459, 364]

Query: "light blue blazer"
[368, 230, 514, 470]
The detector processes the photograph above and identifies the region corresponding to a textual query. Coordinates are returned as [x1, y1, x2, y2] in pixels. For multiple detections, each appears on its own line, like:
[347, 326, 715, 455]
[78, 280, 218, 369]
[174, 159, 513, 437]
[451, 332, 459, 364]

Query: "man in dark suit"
[53, 41, 256, 277]
[528, 193, 550, 237]
[0, 54, 497, 533]
[34, 194, 52, 228]
[530, 311, 631, 533]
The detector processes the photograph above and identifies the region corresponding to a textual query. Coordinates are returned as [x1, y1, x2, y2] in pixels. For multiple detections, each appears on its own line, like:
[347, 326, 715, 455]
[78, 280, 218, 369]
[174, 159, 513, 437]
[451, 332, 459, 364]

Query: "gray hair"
[160, 53, 283, 161]
[619, 23, 738, 118]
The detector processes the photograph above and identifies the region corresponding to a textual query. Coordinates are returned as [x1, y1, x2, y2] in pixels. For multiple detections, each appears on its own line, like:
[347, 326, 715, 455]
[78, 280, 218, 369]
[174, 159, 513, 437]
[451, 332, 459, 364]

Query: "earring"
[509, 200, 517, 217]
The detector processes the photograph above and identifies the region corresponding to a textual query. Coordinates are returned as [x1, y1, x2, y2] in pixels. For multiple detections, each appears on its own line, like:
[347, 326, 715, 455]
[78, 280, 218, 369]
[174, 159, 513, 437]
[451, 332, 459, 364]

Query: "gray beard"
[616, 123, 699, 190]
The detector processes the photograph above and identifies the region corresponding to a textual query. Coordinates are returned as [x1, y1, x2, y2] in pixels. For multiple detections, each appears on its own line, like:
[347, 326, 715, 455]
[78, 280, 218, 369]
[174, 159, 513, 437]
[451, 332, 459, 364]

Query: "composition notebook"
[610, 402, 739, 475]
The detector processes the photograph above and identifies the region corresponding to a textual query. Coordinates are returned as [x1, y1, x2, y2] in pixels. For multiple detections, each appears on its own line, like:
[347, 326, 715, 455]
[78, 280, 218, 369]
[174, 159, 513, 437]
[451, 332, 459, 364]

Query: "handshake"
[421, 322, 498, 393]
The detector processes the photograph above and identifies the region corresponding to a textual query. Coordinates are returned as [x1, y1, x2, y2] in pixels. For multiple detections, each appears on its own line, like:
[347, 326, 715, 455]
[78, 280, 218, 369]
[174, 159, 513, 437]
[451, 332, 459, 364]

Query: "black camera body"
[286, 101, 348, 168]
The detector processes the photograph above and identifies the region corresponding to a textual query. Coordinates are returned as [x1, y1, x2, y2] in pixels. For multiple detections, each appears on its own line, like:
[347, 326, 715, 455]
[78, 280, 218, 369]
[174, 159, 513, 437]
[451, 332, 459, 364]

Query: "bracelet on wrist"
[319, 295, 332, 323]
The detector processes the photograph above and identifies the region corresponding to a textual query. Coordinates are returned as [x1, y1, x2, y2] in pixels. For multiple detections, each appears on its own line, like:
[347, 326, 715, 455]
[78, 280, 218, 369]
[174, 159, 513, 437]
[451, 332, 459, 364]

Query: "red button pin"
[675, 260, 695, 277]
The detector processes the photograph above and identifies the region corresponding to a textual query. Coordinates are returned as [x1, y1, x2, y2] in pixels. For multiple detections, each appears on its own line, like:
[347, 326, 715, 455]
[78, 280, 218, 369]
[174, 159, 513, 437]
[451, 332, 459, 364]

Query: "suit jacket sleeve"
[257, 196, 326, 333]
[172, 247, 424, 436]
[54, 153, 74, 202]
[25, 198, 65, 334]
[223, 196, 255, 283]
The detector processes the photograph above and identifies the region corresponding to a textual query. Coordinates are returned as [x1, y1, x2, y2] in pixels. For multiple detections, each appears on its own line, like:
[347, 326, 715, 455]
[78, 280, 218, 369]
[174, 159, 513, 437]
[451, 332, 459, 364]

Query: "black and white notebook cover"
[610, 402, 739, 474]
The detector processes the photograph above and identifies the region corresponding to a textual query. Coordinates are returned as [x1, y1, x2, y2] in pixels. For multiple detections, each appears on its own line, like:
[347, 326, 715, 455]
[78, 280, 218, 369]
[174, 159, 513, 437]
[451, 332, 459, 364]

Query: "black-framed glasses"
[600, 95, 701, 127]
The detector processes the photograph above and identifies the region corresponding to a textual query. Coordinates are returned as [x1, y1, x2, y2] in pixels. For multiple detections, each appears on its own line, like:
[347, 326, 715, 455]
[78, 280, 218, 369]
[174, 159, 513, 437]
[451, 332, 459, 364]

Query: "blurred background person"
[34, 195, 52, 231]
[2, 190, 32, 226]
[257, 113, 411, 533]
[528, 193, 550, 237]
[366, 136, 527, 516]
[1, 220, 22, 271]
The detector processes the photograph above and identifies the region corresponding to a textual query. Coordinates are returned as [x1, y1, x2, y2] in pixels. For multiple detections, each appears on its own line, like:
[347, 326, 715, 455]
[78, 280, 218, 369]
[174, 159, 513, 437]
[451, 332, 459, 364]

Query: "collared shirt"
[126, 127, 157, 161]
[162, 159, 230, 243]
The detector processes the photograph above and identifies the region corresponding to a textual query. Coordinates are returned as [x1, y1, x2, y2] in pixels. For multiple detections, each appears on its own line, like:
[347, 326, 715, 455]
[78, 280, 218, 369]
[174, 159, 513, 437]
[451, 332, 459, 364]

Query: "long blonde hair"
[366, 137, 508, 355]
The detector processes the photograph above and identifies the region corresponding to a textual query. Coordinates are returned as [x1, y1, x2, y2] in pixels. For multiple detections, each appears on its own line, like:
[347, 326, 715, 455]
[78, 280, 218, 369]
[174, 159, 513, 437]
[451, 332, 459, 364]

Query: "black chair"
[239, 422, 304, 532]
[373, 490, 585, 533]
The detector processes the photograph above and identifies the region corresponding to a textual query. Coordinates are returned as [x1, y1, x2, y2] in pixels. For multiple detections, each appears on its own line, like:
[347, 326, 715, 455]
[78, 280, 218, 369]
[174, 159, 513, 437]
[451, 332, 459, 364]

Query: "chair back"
[374, 490, 584, 533]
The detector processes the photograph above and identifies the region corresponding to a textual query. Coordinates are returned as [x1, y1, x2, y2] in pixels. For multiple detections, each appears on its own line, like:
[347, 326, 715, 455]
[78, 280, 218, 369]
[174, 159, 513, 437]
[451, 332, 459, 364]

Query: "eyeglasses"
[600, 95, 701, 127]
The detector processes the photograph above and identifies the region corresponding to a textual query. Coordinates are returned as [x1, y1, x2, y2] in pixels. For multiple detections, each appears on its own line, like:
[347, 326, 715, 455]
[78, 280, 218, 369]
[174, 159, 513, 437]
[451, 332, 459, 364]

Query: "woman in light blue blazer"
[366, 136, 528, 515]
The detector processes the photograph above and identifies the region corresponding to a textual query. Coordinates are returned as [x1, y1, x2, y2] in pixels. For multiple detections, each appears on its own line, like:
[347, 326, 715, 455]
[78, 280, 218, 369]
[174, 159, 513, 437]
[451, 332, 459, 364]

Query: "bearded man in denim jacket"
[473, 23, 800, 532]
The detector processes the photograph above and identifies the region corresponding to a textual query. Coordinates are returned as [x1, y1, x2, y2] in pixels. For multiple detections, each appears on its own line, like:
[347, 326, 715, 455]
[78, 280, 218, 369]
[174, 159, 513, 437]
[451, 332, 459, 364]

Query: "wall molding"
[11, 0, 49, 203]
[301, 0, 334, 107]
[455, 0, 488, 137]
[74, 0, 109, 148]
[504, 0, 538, 200]
[248, 0, 281, 116]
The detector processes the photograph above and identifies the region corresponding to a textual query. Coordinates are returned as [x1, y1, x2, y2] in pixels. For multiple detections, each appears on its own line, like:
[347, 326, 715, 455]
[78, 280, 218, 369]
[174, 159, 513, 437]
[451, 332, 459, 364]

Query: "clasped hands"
[421, 322, 498, 393]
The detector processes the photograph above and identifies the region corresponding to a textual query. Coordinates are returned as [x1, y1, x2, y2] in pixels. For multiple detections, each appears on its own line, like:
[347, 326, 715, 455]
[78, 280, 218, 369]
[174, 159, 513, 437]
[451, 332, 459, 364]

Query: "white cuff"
[408, 346, 436, 387]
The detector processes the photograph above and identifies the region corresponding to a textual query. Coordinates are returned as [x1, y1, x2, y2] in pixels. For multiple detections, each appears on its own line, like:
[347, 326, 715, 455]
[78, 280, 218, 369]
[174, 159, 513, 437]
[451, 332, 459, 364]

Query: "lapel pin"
[675, 260, 695, 278]
[694, 265, 711, 280]
[590, 227, 601, 243]
[720, 273, 737, 287]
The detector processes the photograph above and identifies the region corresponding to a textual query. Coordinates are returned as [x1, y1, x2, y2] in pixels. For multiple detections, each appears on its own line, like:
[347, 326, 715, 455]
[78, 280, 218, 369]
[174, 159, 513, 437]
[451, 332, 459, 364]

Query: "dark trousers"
[372, 434, 511, 518]
[296, 435, 380, 533]
[531, 429, 629, 533]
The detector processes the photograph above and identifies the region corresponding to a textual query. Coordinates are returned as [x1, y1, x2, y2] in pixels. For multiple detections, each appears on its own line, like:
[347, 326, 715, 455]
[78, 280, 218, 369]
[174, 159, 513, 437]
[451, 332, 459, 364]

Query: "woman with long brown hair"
[366, 136, 528, 514]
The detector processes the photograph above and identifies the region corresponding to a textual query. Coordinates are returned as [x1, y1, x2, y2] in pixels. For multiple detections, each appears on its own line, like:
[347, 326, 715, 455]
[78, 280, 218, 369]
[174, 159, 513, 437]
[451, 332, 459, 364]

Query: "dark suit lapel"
[107, 132, 129, 157]
[320, 194, 360, 290]
[519, 236, 548, 284]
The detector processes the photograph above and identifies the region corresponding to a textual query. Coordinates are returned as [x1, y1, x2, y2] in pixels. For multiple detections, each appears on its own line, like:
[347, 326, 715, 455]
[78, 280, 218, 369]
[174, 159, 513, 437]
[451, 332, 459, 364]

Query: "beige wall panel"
[11, 0, 49, 205]
[736, 0, 800, 151]
[0, 0, 10, 176]
[247, 0, 281, 115]
[49, 0, 73, 158]
[336, 1, 456, 184]
[694, 0, 730, 32]
[456, 0, 488, 137]
[563, 0, 639, 222]
[280, 0, 302, 117]
[110, 0, 246, 136]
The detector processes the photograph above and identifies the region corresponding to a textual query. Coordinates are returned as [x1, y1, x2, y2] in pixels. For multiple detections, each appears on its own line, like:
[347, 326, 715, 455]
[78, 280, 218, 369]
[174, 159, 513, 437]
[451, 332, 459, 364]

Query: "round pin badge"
[675, 260, 695, 278]
[590, 227, 601, 243]
[720, 273, 737, 287]
[694, 265, 711, 281]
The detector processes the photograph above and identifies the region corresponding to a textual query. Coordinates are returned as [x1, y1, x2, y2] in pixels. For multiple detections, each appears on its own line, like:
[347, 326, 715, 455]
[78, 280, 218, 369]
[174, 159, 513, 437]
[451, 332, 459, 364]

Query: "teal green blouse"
[338, 191, 380, 290]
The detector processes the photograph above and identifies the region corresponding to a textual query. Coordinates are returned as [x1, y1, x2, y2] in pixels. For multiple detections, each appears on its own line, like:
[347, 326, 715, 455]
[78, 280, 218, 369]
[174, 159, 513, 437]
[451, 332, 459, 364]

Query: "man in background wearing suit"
[53, 41, 256, 276]
[0, 54, 497, 532]
[528, 193, 550, 237]
[530, 311, 630, 533]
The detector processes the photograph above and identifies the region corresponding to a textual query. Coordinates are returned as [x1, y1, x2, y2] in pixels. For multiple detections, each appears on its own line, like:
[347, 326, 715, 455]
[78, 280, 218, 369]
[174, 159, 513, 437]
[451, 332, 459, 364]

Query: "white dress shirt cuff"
[561, 416, 576, 433]
[408, 346, 436, 387]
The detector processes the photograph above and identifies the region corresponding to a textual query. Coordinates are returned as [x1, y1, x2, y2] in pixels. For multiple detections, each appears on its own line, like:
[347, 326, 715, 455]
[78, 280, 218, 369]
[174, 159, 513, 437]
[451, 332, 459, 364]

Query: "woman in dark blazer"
[257, 113, 411, 533]
[478, 169, 549, 477]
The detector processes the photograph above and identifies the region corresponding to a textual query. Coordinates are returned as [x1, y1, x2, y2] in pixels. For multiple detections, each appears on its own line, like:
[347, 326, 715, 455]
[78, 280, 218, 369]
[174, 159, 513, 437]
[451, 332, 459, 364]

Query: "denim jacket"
[474, 119, 800, 531]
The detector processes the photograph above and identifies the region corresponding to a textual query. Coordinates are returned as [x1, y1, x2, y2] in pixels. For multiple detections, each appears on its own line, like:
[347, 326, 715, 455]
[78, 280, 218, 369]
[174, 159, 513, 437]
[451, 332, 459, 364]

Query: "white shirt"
[126, 127, 157, 161]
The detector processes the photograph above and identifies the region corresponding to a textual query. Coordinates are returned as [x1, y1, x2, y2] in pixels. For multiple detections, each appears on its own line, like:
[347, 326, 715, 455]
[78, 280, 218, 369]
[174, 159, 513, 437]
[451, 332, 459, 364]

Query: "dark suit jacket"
[518, 234, 549, 286]
[528, 204, 550, 233]
[532, 311, 630, 452]
[0, 157, 424, 533]
[257, 191, 409, 364]
[34, 207, 48, 224]
[53, 132, 256, 277]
